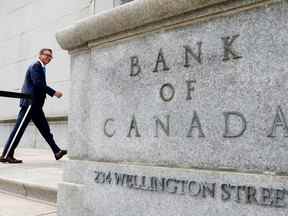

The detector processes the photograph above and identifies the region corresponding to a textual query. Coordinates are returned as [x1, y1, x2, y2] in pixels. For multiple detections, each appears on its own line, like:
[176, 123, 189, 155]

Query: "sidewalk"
[0, 191, 56, 216]
[0, 148, 66, 215]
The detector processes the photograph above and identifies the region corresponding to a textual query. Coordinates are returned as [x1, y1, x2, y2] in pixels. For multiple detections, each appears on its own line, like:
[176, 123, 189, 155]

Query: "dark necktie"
[43, 67, 46, 79]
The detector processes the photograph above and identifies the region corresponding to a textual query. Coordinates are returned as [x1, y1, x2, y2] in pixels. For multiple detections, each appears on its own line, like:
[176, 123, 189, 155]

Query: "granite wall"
[56, 0, 288, 215]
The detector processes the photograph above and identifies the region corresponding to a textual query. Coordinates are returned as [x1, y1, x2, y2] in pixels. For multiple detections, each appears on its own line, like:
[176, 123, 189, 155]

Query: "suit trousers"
[1, 105, 61, 158]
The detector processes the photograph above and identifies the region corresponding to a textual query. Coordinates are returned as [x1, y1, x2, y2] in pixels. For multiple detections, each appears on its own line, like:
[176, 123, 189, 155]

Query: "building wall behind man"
[0, 0, 132, 150]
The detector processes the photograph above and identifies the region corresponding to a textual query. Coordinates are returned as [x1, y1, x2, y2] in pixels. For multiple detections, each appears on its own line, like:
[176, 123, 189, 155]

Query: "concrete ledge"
[0, 177, 57, 204]
[56, 0, 273, 51]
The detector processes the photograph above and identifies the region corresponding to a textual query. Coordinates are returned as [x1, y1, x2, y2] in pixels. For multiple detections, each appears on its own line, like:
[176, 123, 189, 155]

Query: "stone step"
[0, 148, 66, 204]
[0, 190, 56, 216]
[0, 177, 57, 203]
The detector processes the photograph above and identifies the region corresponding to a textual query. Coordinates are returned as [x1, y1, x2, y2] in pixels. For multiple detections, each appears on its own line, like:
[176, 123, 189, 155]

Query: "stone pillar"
[56, 0, 288, 215]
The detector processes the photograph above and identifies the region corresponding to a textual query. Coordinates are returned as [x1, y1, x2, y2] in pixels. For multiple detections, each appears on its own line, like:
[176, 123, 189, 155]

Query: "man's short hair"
[39, 48, 52, 55]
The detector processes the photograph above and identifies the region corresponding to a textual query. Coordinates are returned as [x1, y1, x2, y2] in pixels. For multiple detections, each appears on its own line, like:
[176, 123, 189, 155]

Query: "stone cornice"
[56, 0, 277, 51]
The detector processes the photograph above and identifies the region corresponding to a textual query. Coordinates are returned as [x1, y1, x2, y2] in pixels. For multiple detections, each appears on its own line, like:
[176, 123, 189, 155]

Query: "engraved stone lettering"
[221, 184, 231, 201]
[273, 189, 286, 207]
[179, 180, 188, 195]
[126, 175, 134, 188]
[188, 181, 202, 197]
[94, 171, 101, 183]
[114, 172, 127, 185]
[127, 115, 141, 137]
[223, 112, 247, 138]
[104, 118, 115, 137]
[105, 172, 112, 184]
[94, 171, 106, 184]
[260, 187, 273, 206]
[184, 42, 202, 67]
[154, 177, 165, 192]
[245, 186, 258, 204]
[221, 184, 243, 203]
[154, 115, 170, 137]
[147, 177, 154, 191]
[234, 185, 243, 203]
[132, 175, 140, 189]
[153, 48, 170, 72]
[140, 176, 146, 189]
[187, 111, 205, 137]
[130, 56, 141, 76]
[202, 183, 216, 198]
[222, 34, 242, 61]
[93, 170, 288, 208]
[267, 106, 288, 137]
[186, 80, 196, 100]
[166, 178, 178, 194]
[160, 83, 175, 102]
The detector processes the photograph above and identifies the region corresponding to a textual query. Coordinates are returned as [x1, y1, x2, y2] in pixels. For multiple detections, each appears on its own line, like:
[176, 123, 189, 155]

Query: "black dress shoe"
[55, 150, 67, 160]
[0, 156, 7, 163]
[6, 157, 22, 164]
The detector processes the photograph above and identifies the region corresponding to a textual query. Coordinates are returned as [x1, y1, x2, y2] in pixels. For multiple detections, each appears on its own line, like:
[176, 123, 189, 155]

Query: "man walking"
[0, 48, 67, 163]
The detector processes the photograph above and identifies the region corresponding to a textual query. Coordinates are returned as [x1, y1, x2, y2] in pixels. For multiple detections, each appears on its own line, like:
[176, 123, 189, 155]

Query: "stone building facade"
[0, 0, 133, 150]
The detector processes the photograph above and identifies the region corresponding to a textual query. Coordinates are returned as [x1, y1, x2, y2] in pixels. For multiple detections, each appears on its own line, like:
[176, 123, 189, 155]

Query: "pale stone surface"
[0, 148, 64, 190]
[59, 160, 288, 216]
[57, 0, 288, 215]
[0, 191, 56, 216]
[0, 148, 66, 203]
[56, 0, 273, 51]
[57, 183, 85, 216]
[67, 2, 288, 173]
[56, 0, 233, 50]
[68, 50, 91, 159]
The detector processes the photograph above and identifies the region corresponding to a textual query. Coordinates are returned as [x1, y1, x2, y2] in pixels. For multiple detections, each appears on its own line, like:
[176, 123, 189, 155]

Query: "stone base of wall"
[58, 160, 288, 216]
[0, 120, 68, 151]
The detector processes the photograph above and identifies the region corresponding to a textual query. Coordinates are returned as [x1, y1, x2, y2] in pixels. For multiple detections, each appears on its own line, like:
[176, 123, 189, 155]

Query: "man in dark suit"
[0, 48, 67, 163]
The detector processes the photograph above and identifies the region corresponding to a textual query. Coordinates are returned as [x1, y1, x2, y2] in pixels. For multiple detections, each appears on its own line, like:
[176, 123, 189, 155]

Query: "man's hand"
[54, 91, 63, 98]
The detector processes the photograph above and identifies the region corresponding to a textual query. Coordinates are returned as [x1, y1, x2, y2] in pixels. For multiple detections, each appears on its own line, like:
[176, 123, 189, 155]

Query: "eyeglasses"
[42, 53, 53, 59]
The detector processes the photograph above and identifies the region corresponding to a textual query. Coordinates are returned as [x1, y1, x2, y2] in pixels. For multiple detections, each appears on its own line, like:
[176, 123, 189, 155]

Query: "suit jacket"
[20, 61, 55, 108]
